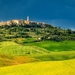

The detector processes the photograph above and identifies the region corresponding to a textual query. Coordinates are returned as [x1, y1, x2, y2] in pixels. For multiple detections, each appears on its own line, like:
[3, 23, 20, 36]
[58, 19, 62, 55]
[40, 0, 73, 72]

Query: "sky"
[0, 0, 75, 29]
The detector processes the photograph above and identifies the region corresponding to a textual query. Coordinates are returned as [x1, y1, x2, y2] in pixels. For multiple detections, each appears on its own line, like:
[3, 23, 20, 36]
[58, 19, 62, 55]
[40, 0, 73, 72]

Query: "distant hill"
[0, 19, 75, 42]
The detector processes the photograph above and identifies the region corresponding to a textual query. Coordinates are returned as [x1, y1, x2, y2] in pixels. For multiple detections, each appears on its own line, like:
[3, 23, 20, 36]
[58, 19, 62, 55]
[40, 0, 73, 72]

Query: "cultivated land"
[0, 22, 75, 75]
[0, 41, 75, 67]
[25, 40, 75, 51]
[0, 59, 75, 75]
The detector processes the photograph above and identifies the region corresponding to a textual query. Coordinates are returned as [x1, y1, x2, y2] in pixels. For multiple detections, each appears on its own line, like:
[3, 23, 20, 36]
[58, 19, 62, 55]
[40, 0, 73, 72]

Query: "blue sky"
[0, 0, 75, 29]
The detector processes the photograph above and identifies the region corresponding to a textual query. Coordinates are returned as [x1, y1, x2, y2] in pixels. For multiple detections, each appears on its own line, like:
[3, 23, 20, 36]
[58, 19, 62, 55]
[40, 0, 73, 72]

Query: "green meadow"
[27, 40, 75, 51]
[0, 40, 75, 62]
[0, 41, 49, 56]
[0, 40, 75, 75]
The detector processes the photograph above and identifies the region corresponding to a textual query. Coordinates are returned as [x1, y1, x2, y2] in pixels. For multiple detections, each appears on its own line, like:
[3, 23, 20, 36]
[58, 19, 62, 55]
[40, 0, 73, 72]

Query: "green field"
[26, 40, 75, 51]
[0, 59, 75, 75]
[0, 41, 75, 66]
[0, 41, 75, 58]
[0, 41, 49, 56]
[0, 40, 75, 74]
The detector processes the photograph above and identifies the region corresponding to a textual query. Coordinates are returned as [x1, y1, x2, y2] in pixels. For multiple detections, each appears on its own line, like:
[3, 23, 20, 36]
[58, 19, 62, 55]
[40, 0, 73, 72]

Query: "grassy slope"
[32, 51, 75, 61]
[0, 59, 75, 75]
[0, 41, 75, 67]
[0, 53, 39, 67]
[27, 40, 75, 51]
[0, 41, 75, 61]
[0, 41, 48, 67]
[0, 41, 49, 56]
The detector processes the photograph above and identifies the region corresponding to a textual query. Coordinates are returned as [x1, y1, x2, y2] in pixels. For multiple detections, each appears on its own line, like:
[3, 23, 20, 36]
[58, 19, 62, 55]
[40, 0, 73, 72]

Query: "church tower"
[25, 16, 30, 24]
[27, 16, 29, 21]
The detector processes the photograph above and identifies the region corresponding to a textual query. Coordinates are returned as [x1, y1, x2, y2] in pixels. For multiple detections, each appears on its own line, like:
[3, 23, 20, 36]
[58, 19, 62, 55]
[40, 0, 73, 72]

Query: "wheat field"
[0, 59, 75, 75]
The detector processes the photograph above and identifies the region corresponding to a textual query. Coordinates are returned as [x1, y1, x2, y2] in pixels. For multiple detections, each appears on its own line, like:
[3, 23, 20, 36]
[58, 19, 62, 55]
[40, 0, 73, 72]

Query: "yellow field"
[0, 59, 75, 75]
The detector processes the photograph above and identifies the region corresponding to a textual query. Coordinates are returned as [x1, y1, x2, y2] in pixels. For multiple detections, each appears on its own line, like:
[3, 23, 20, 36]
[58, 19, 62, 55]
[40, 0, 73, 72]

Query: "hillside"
[0, 59, 75, 75]
[0, 19, 75, 42]
[0, 19, 75, 68]
[0, 41, 75, 67]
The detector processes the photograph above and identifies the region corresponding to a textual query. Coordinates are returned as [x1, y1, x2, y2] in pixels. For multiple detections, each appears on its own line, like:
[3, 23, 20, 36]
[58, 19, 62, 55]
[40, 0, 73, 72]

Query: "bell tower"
[27, 16, 29, 21]
[25, 16, 30, 24]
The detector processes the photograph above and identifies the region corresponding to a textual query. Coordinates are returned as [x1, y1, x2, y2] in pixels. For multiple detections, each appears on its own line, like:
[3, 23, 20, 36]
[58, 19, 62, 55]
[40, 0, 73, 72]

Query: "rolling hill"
[0, 59, 75, 75]
[0, 20, 75, 42]
[0, 19, 75, 75]
[0, 41, 75, 67]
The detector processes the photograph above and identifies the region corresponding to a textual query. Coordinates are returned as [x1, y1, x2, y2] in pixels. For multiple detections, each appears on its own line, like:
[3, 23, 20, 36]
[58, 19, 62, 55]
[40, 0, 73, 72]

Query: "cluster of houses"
[0, 16, 46, 26]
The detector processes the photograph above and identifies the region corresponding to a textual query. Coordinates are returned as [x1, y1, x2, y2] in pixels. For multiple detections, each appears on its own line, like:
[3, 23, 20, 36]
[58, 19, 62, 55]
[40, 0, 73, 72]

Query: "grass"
[0, 59, 75, 75]
[0, 41, 75, 61]
[23, 38, 36, 42]
[0, 41, 49, 56]
[26, 40, 75, 51]
[0, 41, 75, 67]
[0, 53, 40, 67]
[32, 51, 75, 61]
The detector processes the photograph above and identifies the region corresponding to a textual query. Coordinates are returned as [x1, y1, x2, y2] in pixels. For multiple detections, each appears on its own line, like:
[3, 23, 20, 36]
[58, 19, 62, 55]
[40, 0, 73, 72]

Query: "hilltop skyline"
[0, 15, 46, 25]
[0, 0, 75, 29]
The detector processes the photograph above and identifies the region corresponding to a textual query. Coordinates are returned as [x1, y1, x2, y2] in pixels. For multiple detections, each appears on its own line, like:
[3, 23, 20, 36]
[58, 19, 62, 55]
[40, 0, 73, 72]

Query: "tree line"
[0, 23, 75, 42]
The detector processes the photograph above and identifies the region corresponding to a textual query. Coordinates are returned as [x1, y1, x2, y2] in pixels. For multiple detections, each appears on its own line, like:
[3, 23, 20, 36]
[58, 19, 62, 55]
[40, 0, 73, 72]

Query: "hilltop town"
[0, 16, 75, 42]
[0, 16, 45, 26]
